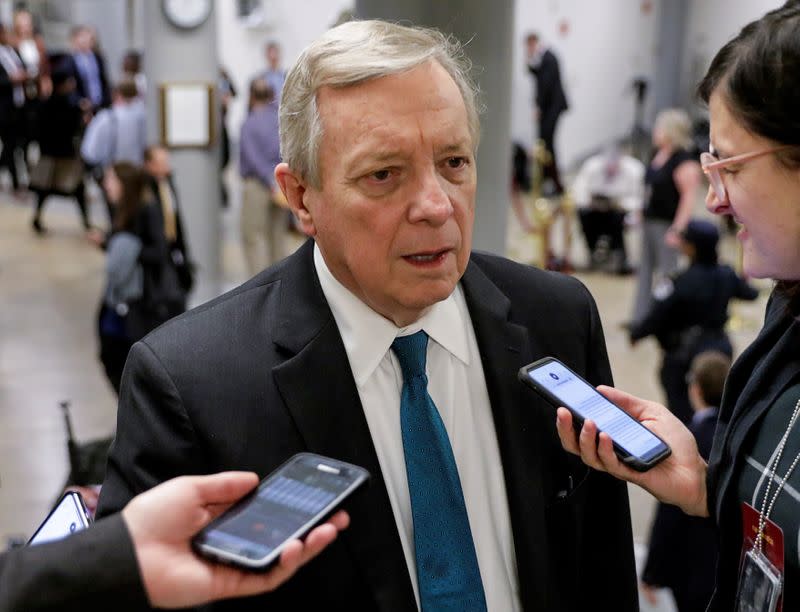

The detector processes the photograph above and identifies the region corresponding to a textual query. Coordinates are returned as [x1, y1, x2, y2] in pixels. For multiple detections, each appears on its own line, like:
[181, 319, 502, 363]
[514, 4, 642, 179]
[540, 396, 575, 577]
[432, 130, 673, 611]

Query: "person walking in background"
[12, 8, 50, 179]
[91, 162, 149, 394]
[258, 41, 285, 103]
[121, 50, 145, 100]
[218, 66, 237, 208]
[630, 109, 702, 325]
[64, 25, 111, 115]
[629, 219, 758, 424]
[525, 32, 568, 196]
[81, 80, 147, 223]
[239, 78, 285, 275]
[641, 351, 730, 612]
[139, 145, 193, 324]
[0, 22, 27, 197]
[29, 67, 89, 234]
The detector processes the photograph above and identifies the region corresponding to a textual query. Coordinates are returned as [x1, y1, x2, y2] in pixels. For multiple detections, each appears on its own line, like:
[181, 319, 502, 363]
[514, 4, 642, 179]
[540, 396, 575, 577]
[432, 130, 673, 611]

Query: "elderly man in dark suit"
[525, 32, 569, 195]
[98, 20, 637, 611]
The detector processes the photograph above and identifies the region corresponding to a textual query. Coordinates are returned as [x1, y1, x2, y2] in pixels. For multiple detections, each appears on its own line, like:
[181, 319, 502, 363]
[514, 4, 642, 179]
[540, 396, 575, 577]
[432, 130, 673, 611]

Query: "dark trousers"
[539, 109, 564, 193]
[578, 208, 628, 261]
[660, 333, 733, 424]
[33, 182, 90, 228]
[0, 114, 21, 190]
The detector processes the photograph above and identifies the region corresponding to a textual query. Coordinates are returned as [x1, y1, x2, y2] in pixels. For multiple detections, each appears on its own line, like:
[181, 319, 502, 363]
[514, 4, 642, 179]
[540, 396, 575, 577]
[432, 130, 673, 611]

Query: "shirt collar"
[313, 243, 470, 387]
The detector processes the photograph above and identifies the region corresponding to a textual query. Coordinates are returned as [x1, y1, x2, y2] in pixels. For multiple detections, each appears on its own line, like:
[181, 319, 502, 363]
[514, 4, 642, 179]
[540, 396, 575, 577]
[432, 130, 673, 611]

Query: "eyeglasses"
[700, 146, 789, 201]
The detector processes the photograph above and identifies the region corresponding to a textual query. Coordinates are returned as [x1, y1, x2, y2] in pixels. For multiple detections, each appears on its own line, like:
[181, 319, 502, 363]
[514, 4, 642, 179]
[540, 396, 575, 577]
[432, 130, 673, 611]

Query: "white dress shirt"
[571, 152, 645, 212]
[314, 245, 521, 612]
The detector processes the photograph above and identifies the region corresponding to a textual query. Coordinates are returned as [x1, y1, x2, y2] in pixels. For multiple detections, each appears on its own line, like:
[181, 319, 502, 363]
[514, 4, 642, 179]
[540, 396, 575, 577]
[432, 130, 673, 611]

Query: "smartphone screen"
[28, 492, 91, 547]
[522, 358, 669, 466]
[194, 453, 368, 568]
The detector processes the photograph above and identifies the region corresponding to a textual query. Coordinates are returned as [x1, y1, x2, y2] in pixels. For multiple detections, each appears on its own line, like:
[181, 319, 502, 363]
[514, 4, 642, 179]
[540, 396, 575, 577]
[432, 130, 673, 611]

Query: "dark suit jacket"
[0, 47, 23, 120]
[705, 289, 800, 611]
[60, 51, 112, 110]
[0, 515, 149, 612]
[98, 241, 638, 611]
[528, 49, 568, 119]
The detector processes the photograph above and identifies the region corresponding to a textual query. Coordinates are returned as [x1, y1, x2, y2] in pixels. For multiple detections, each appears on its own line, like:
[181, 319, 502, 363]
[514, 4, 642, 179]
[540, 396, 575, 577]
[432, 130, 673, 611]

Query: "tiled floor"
[0, 181, 770, 607]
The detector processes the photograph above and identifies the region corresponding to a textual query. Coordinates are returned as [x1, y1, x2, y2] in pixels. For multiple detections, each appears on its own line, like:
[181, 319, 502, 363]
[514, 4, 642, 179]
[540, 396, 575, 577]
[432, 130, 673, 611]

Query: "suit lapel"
[271, 242, 416, 611]
[460, 260, 551, 608]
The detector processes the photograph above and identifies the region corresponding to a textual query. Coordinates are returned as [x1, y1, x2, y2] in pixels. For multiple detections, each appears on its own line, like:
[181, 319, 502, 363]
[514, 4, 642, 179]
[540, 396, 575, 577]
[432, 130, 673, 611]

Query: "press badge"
[736, 502, 784, 612]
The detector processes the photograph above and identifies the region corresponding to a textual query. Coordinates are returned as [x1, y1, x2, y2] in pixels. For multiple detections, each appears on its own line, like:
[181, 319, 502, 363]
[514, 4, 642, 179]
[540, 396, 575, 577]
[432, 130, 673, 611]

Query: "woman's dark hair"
[698, 1, 800, 164]
[697, 1, 800, 310]
[112, 162, 149, 232]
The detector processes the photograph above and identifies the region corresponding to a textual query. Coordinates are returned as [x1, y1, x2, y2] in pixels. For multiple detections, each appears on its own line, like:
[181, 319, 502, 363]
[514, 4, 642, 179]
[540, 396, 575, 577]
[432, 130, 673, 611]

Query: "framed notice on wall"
[159, 82, 215, 148]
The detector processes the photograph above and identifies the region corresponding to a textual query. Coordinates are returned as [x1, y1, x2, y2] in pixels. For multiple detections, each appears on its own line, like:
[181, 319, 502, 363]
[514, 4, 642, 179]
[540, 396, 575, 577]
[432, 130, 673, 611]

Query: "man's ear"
[275, 163, 317, 237]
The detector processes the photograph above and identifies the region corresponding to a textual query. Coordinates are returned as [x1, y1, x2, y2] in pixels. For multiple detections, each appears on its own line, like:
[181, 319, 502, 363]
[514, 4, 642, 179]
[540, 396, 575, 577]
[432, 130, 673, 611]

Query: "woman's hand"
[555, 385, 709, 517]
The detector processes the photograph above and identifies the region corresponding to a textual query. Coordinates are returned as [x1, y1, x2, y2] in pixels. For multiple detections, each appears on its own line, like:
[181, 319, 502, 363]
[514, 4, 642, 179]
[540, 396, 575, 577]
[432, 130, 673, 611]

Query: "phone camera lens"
[69, 522, 77, 533]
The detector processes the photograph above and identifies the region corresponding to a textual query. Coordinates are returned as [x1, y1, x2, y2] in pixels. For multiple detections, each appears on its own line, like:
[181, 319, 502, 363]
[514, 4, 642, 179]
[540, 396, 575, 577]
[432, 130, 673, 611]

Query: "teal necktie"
[391, 331, 487, 611]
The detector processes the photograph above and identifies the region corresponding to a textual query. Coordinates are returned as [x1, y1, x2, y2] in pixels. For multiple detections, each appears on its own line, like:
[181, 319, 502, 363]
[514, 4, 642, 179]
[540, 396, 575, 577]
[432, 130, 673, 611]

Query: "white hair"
[279, 19, 481, 188]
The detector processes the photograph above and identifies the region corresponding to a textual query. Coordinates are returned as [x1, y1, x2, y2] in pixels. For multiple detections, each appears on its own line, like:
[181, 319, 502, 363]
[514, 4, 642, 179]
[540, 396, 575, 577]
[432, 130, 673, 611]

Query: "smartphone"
[518, 357, 671, 471]
[28, 491, 92, 546]
[192, 453, 369, 571]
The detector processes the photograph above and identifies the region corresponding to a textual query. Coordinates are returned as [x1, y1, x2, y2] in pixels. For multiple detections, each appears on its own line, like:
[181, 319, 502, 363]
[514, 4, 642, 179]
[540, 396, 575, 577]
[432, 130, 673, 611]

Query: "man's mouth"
[403, 249, 451, 265]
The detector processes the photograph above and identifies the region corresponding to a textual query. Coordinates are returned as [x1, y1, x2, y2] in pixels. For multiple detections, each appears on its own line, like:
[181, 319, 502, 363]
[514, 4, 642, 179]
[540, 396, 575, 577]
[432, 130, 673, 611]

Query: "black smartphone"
[28, 491, 92, 546]
[192, 453, 369, 571]
[518, 356, 671, 471]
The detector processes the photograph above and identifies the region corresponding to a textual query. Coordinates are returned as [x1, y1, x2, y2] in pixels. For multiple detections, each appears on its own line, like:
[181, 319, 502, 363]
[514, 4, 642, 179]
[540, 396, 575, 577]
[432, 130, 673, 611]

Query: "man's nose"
[409, 170, 453, 225]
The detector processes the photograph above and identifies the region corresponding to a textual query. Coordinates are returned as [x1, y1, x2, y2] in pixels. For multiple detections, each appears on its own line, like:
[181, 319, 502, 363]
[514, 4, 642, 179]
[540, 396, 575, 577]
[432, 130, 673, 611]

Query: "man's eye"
[371, 169, 391, 181]
[447, 156, 468, 169]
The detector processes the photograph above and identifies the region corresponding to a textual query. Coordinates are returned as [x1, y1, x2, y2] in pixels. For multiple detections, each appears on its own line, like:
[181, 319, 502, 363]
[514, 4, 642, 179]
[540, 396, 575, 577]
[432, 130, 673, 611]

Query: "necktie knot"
[391, 331, 428, 380]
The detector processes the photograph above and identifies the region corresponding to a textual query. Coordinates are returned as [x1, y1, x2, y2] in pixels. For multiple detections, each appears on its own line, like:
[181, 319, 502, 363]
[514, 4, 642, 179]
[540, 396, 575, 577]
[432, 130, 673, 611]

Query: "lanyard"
[755, 396, 800, 552]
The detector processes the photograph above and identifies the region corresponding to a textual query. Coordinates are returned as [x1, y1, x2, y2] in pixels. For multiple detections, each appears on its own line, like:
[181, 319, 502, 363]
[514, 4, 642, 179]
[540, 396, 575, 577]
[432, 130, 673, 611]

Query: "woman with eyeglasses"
[557, 3, 800, 610]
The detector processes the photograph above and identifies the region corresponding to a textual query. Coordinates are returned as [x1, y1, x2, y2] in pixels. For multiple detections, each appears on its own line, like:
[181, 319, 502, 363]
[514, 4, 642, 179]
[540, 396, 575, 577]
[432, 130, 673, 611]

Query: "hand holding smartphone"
[192, 453, 369, 571]
[518, 357, 671, 471]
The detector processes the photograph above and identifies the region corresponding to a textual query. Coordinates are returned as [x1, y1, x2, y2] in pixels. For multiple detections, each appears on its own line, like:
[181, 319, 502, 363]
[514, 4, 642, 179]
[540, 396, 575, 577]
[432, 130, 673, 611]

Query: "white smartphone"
[28, 491, 92, 546]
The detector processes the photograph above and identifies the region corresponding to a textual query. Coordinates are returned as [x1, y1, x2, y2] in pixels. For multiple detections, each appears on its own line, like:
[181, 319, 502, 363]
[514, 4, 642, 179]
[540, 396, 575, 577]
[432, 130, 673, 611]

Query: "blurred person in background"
[630, 109, 702, 325]
[121, 50, 146, 100]
[218, 66, 237, 208]
[142, 145, 193, 314]
[81, 80, 147, 223]
[12, 8, 50, 177]
[572, 145, 644, 274]
[640, 351, 731, 612]
[239, 78, 285, 275]
[257, 41, 285, 103]
[92, 162, 149, 394]
[29, 67, 89, 234]
[525, 32, 568, 196]
[64, 24, 111, 115]
[629, 219, 758, 424]
[0, 21, 27, 197]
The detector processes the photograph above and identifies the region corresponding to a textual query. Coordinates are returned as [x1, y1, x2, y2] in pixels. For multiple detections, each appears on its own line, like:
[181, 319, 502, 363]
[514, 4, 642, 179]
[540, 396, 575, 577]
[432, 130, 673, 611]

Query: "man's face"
[145, 149, 171, 179]
[526, 36, 539, 57]
[267, 45, 280, 69]
[72, 29, 92, 52]
[287, 60, 476, 327]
